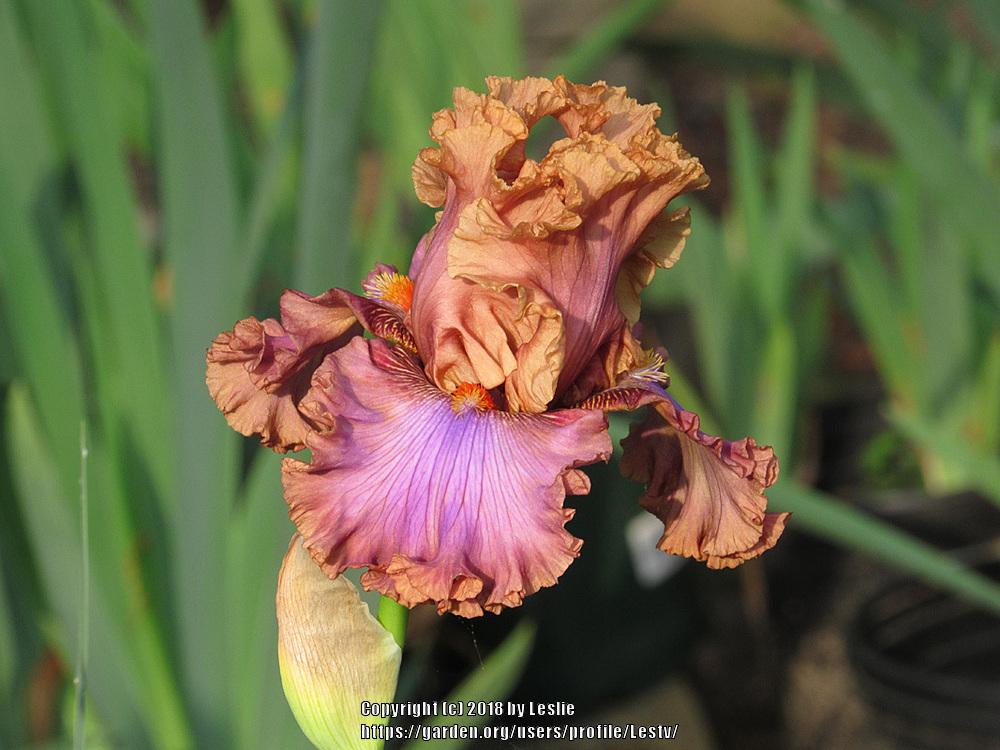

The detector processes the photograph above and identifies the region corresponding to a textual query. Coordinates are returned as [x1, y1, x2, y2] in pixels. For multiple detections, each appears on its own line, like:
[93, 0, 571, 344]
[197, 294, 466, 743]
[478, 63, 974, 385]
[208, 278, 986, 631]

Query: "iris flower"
[207, 76, 788, 618]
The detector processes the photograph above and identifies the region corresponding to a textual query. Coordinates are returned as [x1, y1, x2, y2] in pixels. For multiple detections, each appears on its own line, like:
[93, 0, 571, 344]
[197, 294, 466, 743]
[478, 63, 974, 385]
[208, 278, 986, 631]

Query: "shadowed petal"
[560, 322, 646, 406]
[206, 268, 420, 451]
[206, 290, 360, 451]
[282, 337, 611, 616]
[408, 205, 565, 411]
[564, 332, 787, 567]
[615, 208, 691, 325]
[619, 389, 787, 569]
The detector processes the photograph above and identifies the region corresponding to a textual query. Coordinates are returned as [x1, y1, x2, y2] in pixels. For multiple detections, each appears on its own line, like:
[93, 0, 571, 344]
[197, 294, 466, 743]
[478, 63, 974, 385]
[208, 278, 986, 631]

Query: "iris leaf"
[149, 0, 241, 742]
[236, 66, 304, 304]
[6, 385, 148, 746]
[21, 0, 172, 507]
[546, 0, 666, 81]
[0, 0, 86, 495]
[232, 0, 293, 138]
[889, 407, 1000, 509]
[295, 0, 379, 291]
[751, 320, 797, 466]
[839, 238, 918, 408]
[675, 206, 735, 424]
[807, 0, 1000, 302]
[727, 85, 771, 318]
[770, 480, 1000, 616]
[773, 65, 817, 314]
[86, 0, 152, 153]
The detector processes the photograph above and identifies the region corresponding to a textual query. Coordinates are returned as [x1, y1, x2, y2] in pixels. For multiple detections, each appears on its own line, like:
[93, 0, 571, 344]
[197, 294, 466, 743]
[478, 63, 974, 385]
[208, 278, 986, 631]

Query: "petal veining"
[282, 338, 612, 616]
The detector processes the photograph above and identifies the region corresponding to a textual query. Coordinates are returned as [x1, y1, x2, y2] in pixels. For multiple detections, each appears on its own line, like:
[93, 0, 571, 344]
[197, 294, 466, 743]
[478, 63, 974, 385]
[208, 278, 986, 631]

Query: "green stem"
[376, 595, 409, 649]
[376, 598, 406, 750]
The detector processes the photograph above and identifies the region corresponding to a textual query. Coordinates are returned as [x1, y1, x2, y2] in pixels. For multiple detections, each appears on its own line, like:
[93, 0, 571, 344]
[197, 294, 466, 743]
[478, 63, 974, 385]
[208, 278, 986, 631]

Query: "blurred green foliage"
[0, 0, 997, 748]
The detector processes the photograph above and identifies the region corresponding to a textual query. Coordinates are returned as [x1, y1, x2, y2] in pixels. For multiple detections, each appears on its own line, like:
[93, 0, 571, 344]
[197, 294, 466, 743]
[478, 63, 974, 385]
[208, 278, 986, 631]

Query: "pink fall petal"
[282, 337, 612, 616]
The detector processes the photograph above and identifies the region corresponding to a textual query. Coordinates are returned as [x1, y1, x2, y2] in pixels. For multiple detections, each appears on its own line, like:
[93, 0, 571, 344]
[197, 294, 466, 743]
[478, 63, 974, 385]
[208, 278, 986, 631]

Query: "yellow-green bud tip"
[277, 535, 401, 750]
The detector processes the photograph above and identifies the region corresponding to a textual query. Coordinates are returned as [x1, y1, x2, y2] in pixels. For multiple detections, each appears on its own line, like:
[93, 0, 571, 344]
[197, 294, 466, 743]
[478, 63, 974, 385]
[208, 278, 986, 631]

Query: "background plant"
[0, 1, 998, 748]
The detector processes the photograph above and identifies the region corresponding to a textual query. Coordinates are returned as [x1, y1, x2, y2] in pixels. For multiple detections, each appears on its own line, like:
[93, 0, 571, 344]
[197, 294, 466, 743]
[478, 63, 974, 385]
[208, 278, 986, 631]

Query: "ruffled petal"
[560, 326, 787, 568]
[501, 295, 564, 413]
[615, 208, 691, 325]
[206, 290, 360, 451]
[409, 76, 708, 405]
[619, 391, 787, 569]
[282, 337, 612, 616]
[408, 203, 565, 411]
[206, 266, 421, 450]
[561, 322, 648, 406]
[485, 75, 563, 127]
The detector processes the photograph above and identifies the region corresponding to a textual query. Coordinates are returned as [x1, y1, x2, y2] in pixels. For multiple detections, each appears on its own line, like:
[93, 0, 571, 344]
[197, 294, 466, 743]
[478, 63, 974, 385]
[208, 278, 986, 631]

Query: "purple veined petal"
[282, 337, 612, 617]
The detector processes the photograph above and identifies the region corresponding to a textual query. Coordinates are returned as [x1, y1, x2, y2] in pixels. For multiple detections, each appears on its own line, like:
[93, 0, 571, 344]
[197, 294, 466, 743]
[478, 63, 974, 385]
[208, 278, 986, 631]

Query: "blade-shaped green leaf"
[546, 0, 666, 81]
[149, 0, 241, 742]
[295, 0, 379, 291]
[0, 9, 189, 742]
[236, 67, 303, 304]
[0, 0, 85, 496]
[727, 85, 773, 318]
[770, 479, 1000, 616]
[807, 0, 1000, 301]
[886, 165, 923, 327]
[21, 0, 172, 507]
[675, 205, 736, 421]
[889, 407, 1000, 508]
[917, 219, 973, 408]
[964, 62, 995, 165]
[232, 0, 293, 137]
[773, 65, 817, 311]
[6, 385, 148, 746]
[416, 0, 523, 87]
[839, 239, 919, 408]
[87, 0, 152, 152]
[751, 319, 797, 464]
[973, 332, 1000, 455]
[60, 219, 193, 750]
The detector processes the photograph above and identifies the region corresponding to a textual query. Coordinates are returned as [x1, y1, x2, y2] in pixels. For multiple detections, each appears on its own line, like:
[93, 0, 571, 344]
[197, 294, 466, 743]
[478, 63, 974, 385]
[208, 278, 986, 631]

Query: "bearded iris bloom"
[207, 76, 788, 618]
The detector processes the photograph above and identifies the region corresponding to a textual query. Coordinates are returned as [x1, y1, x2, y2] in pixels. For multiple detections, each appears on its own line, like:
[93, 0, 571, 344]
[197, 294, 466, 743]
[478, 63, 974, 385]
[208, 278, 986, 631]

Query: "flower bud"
[277, 535, 401, 750]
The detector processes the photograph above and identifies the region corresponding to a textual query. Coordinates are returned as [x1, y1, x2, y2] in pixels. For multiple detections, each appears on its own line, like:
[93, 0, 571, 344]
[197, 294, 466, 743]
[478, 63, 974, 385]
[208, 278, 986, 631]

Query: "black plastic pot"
[850, 552, 1000, 750]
